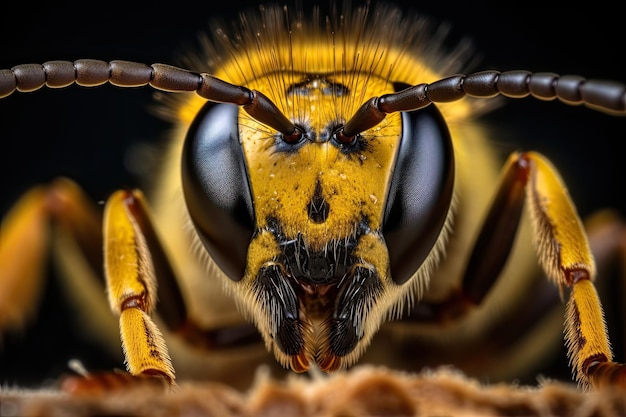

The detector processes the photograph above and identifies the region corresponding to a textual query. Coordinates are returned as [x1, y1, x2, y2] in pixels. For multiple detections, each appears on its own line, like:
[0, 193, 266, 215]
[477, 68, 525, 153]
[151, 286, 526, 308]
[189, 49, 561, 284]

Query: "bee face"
[179, 10, 458, 371]
[237, 76, 402, 372]
[0, 1, 625, 390]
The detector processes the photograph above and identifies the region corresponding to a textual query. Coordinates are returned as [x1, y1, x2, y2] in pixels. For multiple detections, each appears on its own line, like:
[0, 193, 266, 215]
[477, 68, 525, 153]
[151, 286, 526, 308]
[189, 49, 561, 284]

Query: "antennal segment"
[0, 59, 297, 137]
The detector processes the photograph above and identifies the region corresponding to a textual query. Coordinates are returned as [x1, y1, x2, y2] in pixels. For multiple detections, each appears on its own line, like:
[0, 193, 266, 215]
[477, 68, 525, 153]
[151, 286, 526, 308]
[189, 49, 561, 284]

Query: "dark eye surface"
[383, 104, 455, 285]
[181, 102, 254, 281]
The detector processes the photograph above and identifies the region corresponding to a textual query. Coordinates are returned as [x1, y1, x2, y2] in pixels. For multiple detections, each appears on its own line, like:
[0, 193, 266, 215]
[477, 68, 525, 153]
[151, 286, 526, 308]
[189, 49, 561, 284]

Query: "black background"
[1, 1, 625, 387]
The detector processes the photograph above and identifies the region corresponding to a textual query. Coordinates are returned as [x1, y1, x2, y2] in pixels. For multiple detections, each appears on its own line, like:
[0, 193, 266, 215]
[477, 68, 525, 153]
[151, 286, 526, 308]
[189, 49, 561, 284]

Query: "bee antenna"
[0, 59, 297, 137]
[342, 70, 626, 137]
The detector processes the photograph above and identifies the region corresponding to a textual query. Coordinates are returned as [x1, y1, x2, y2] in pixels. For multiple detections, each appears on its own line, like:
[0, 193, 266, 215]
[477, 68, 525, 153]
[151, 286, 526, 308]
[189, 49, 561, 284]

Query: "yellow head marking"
[241, 74, 401, 249]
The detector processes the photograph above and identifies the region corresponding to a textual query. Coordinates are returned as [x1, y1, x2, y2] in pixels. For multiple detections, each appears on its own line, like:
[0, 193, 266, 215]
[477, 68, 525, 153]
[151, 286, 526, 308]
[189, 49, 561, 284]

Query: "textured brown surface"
[2, 366, 626, 417]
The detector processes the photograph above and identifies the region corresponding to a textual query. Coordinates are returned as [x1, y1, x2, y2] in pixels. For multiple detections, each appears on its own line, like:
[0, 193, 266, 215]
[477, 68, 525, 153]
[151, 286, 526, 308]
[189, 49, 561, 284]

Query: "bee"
[0, 0, 625, 395]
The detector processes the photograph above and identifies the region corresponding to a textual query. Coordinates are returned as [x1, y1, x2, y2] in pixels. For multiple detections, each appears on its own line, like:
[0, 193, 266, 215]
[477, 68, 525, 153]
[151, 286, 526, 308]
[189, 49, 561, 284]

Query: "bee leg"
[94, 189, 176, 389]
[0, 178, 102, 333]
[416, 151, 532, 322]
[582, 210, 626, 387]
[520, 151, 625, 390]
[459, 152, 529, 307]
[438, 150, 626, 389]
[456, 151, 625, 389]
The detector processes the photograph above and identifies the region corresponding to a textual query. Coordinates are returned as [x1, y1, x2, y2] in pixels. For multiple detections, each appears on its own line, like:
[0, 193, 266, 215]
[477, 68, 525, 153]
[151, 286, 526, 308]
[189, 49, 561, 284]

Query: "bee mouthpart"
[290, 350, 312, 373]
[295, 265, 383, 373]
[254, 255, 383, 375]
[278, 332, 343, 374]
[316, 348, 343, 372]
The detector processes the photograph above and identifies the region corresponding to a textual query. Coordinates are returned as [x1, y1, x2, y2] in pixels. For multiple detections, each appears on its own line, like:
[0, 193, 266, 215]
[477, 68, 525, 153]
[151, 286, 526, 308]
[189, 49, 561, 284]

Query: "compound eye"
[181, 102, 254, 282]
[383, 104, 455, 285]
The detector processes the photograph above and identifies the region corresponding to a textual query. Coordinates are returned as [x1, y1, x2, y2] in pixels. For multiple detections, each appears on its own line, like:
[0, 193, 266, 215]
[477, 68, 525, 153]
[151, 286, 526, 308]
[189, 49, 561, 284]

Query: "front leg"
[525, 152, 626, 389]
[415, 151, 625, 389]
[467, 151, 626, 389]
[103, 189, 175, 386]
